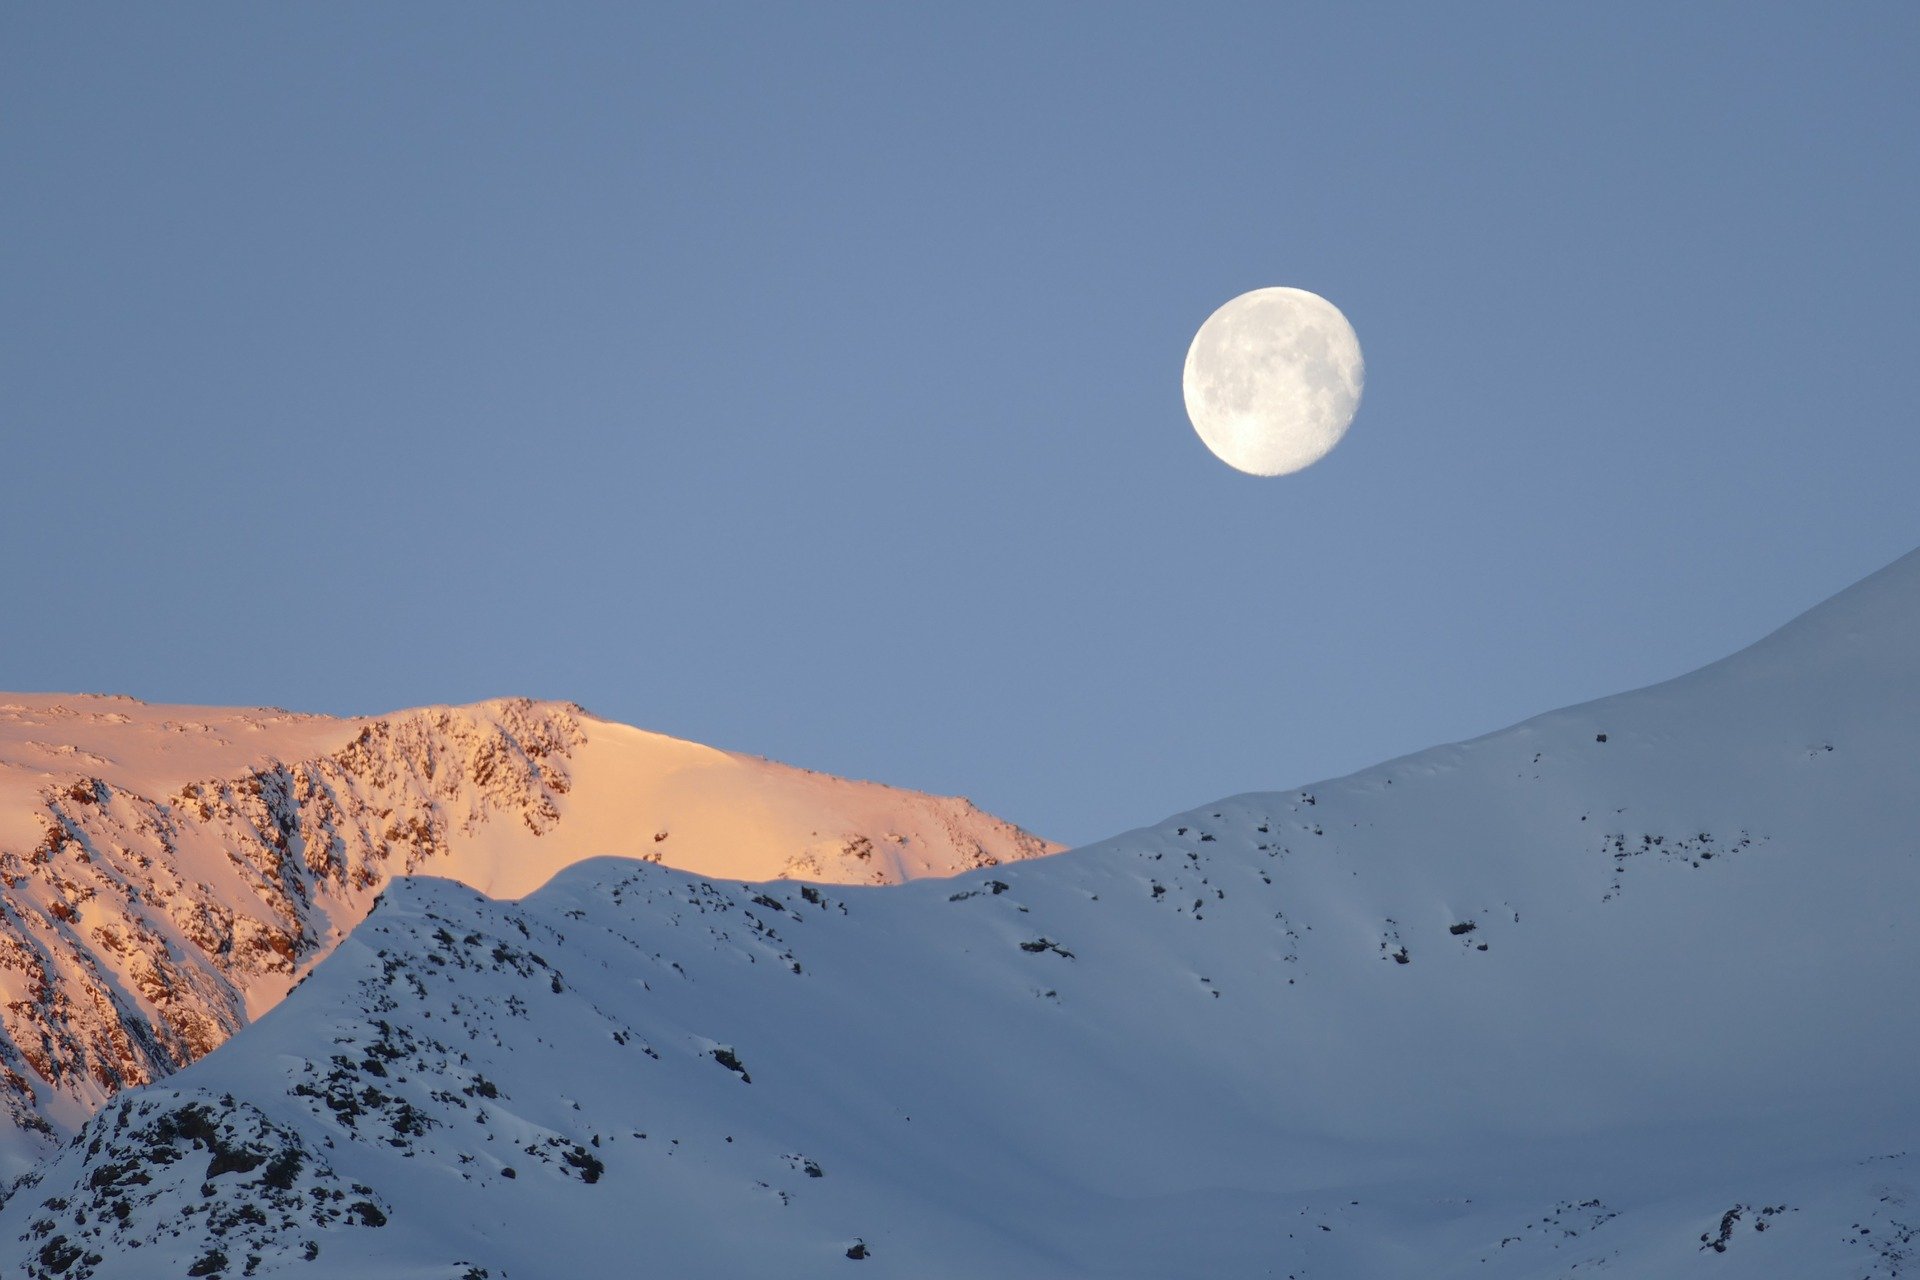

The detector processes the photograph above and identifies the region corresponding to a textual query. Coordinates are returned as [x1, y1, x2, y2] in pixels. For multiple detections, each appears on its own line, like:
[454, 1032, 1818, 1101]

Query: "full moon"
[1182, 286, 1364, 476]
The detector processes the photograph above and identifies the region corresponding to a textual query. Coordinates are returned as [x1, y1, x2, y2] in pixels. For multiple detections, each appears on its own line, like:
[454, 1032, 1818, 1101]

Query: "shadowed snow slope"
[0, 697, 1057, 1172]
[3, 548, 1917, 1278]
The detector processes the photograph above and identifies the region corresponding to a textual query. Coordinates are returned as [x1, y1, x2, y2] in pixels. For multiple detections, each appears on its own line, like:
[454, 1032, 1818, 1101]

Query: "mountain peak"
[0, 695, 1057, 1170]
[2, 551, 1915, 1275]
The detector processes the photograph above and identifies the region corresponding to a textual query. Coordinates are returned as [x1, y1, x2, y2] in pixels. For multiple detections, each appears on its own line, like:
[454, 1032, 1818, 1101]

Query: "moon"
[1182, 287, 1364, 476]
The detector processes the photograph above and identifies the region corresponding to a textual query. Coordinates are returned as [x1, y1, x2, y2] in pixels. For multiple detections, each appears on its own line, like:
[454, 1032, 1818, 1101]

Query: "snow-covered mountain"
[0, 697, 1057, 1172]
[5, 546, 1918, 1278]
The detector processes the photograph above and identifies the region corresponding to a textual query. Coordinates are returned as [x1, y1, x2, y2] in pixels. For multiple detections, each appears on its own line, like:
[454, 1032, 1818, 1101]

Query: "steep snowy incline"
[3, 549, 1914, 1277]
[0, 697, 1056, 1172]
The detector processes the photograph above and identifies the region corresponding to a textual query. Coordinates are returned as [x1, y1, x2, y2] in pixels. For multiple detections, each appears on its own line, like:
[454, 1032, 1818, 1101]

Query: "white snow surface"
[0, 697, 1057, 1172]
[3, 548, 1918, 1278]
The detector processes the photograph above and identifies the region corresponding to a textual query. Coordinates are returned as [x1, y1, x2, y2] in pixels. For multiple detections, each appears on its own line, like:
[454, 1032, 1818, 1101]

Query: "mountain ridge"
[0, 696, 1058, 1173]
[2, 548, 1915, 1276]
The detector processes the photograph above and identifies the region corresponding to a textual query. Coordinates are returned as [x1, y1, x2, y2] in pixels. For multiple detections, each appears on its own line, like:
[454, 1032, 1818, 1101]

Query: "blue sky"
[4, 4, 1916, 845]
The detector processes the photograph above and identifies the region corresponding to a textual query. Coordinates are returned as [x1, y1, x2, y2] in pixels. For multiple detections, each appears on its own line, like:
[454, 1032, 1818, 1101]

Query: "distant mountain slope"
[0, 697, 1057, 1172]
[3, 547, 1916, 1278]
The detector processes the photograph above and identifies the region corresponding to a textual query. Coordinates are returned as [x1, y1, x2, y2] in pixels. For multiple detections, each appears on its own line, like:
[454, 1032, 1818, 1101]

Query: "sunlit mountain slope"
[0, 696, 1056, 1172]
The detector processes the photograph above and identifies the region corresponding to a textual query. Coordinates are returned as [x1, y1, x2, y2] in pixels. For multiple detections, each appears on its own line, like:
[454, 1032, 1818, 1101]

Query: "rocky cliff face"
[0, 696, 1056, 1171]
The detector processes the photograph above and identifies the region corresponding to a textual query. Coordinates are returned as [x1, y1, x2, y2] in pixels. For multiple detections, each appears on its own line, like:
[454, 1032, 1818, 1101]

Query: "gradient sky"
[4, 4, 1916, 846]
